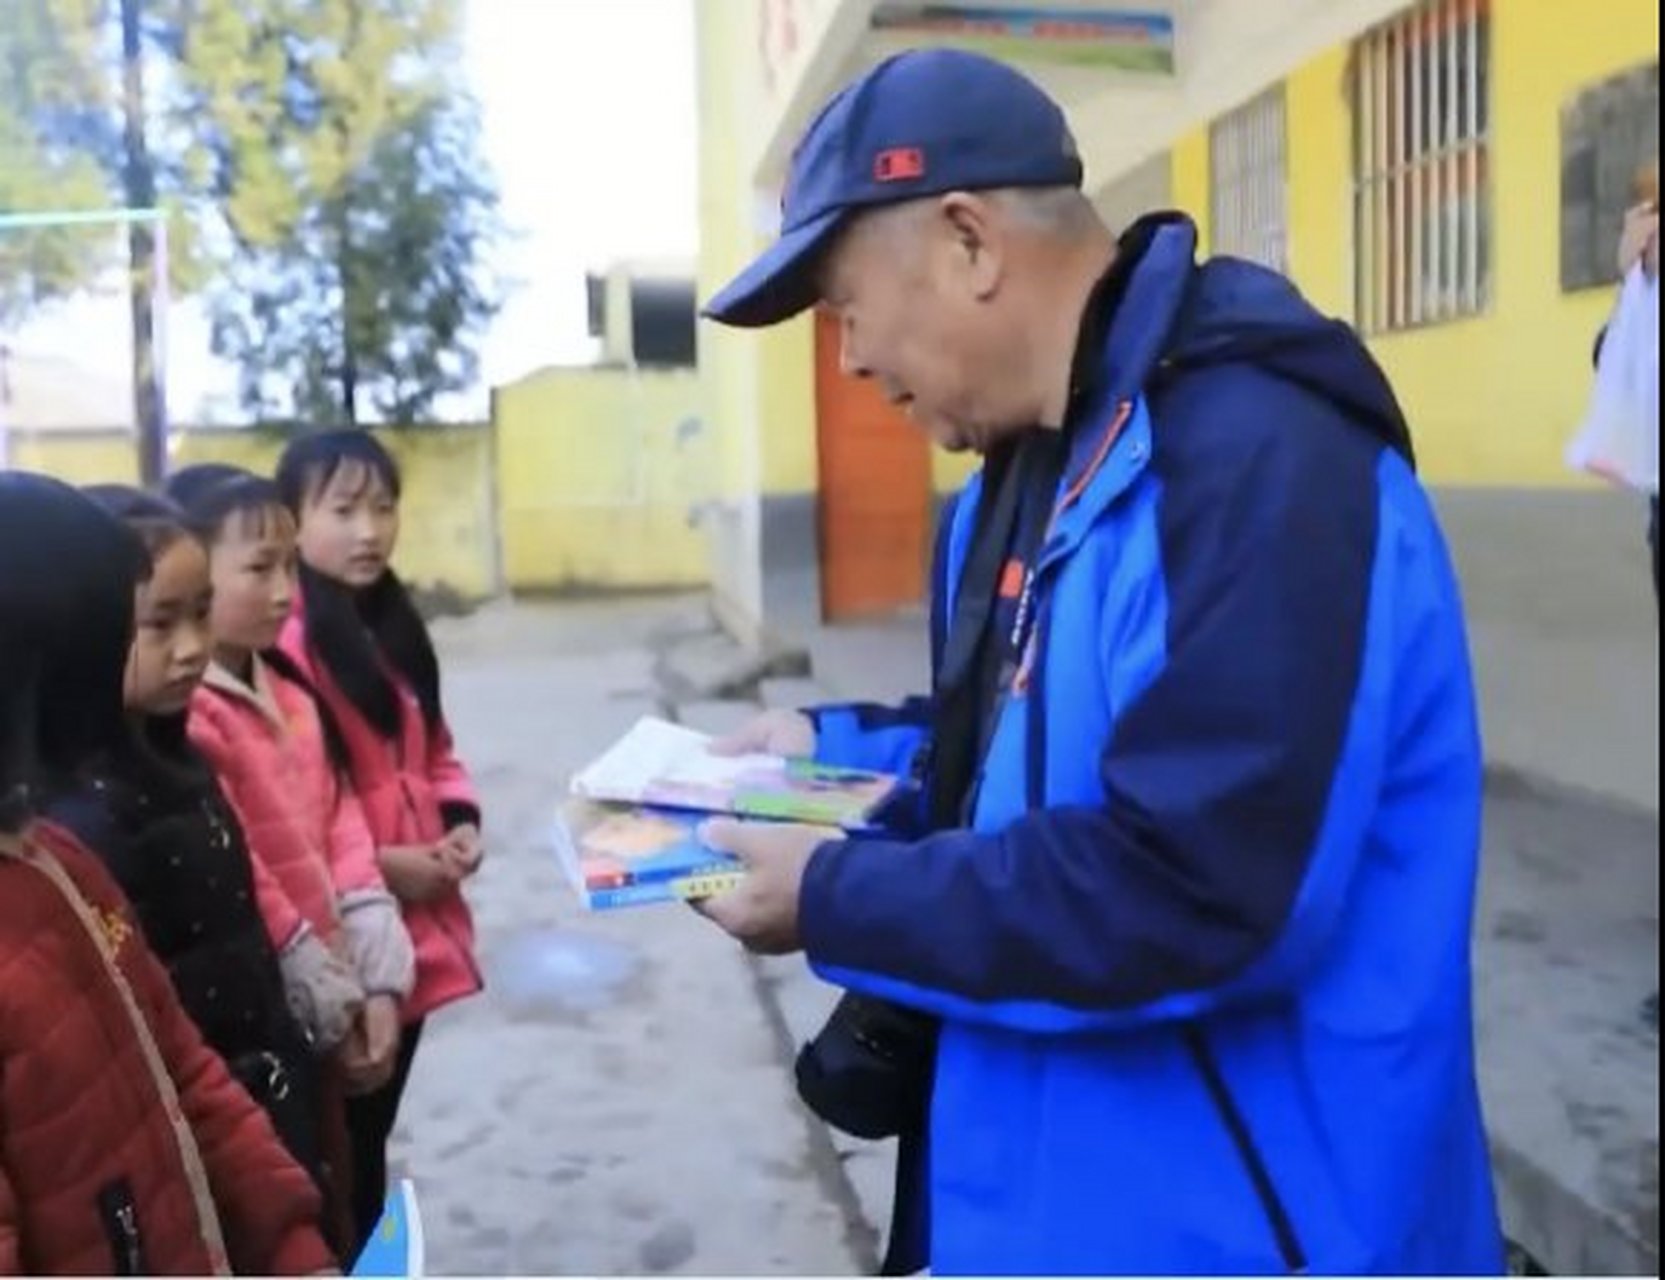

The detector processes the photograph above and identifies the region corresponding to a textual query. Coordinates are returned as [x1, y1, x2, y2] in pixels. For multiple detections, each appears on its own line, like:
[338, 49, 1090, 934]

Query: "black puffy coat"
[46, 720, 326, 1187]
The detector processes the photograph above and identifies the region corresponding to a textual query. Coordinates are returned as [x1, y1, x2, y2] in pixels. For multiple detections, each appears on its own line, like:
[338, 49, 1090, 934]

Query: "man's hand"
[710, 709, 817, 758]
[439, 823, 485, 878]
[690, 818, 841, 954]
[1618, 201, 1659, 278]
[378, 844, 457, 904]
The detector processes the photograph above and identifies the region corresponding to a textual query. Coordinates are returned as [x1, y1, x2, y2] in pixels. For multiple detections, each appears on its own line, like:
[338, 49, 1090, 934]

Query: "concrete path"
[386, 597, 864, 1276]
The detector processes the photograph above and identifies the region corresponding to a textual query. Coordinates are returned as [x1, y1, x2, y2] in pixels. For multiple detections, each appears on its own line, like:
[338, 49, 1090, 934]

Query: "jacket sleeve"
[800, 382, 1432, 1035]
[427, 715, 481, 832]
[126, 909, 335, 1274]
[808, 700, 933, 777]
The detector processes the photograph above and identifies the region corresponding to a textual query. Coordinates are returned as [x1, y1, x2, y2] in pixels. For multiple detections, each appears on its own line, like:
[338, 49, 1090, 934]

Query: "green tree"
[0, 0, 122, 324]
[175, 0, 501, 425]
[1, 0, 178, 477]
[3, 0, 501, 431]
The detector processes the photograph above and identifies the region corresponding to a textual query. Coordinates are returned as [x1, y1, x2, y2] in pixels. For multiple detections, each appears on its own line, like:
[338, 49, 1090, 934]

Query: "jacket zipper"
[1183, 1025, 1308, 1273]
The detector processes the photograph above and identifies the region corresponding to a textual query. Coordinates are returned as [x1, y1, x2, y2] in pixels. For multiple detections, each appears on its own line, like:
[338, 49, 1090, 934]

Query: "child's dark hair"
[0, 474, 146, 830]
[275, 430, 444, 741]
[165, 463, 352, 776]
[82, 484, 198, 563]
[164, 464, 293, 548]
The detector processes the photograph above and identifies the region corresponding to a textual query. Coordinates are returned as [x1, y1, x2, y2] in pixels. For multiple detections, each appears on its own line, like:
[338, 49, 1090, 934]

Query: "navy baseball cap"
[703, 48, 1083, 329]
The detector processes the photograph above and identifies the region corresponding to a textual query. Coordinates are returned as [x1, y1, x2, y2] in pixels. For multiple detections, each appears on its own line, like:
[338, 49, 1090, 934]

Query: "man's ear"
[936, 191, 1004, 301]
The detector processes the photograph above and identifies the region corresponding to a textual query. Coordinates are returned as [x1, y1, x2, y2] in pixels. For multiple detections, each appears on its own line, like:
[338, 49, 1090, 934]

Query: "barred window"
[1210, 87, 1288, 273]
[1212, 86, 1285, 271]
[1353, 0, 1491, 334]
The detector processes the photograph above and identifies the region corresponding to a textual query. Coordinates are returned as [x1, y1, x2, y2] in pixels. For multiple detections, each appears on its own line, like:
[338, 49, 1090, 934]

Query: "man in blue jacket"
[697, 48, 1504, 1276]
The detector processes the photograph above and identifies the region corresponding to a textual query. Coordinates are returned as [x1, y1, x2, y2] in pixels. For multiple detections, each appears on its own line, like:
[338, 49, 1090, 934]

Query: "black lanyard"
[925, 431, 1064, 829]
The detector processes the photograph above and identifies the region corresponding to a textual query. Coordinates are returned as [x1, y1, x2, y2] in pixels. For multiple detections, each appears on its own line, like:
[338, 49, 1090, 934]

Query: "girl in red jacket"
[0, 470, 334, 1276]
[275, 431, 484, 1257]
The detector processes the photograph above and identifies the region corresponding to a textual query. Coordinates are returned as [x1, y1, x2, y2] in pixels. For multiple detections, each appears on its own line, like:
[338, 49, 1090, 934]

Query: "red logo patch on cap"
[874, 147, 925, 182]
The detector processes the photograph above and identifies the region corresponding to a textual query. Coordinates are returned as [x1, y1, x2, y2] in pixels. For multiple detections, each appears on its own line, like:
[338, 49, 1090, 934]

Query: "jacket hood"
[1160, 228, 1416, 466]
[1088, 213, 1414, 469]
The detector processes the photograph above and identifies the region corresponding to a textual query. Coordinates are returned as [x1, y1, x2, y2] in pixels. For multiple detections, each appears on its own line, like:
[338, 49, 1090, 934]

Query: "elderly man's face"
[816, 196, 1016, 453]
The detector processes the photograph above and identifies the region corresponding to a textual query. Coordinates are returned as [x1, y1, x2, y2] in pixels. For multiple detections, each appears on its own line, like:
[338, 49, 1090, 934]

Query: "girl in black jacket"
[43, 485, 336, 1216]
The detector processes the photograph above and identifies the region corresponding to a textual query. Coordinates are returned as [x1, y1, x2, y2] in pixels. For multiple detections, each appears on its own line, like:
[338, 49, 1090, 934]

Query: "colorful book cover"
[552, 798, 746, 911]
[570, 715, 897, 829]
[350, 1178, 424, 1278]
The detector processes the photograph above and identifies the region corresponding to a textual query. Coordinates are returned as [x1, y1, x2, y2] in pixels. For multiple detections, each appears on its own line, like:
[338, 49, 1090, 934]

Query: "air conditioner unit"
[584, 261, 697, 368]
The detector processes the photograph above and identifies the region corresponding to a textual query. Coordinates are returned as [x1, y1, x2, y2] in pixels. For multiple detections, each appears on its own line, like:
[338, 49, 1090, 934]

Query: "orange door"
[814, 310, 932, 620]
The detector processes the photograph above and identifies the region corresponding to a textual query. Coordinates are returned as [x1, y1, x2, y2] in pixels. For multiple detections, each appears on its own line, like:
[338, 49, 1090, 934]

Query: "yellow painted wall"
[492, 365, 709, 591]
[697, 0, 857, 636]
[932, 446, 979, 493]
[1274, 0, 1658, 484]
[11, 425, 499, 597]
[1172, 128, 1211, 254]
[6, 430, 139, 486]
[694, 0, 817, 502]
[758, 319, 818, 494]
[697, 0, 767, 634]
[1283, 46, 1353, 321]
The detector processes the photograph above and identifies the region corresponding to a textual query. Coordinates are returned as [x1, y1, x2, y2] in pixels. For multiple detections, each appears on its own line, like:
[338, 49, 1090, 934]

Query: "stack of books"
[553, 716, 898, 911]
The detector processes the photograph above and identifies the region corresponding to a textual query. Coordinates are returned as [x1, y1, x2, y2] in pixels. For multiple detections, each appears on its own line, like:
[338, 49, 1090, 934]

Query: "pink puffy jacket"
[278, 608, 482, 1024]
[188, 658, 382, 953]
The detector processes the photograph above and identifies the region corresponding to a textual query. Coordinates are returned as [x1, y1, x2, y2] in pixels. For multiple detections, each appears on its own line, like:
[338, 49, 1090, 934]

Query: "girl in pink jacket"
[274, 432, 484, 1258]
[168, 466, 418, 1256]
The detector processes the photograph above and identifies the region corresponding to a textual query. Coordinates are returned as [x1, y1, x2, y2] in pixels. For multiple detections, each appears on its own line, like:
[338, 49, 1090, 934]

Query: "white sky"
[467, 0, 699, 391]
[3, 0, 700, 425]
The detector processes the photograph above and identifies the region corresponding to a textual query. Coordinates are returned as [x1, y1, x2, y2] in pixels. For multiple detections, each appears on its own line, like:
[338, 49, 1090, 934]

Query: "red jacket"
[0, 822, 334, 1277]
[279, 610, 482, 1023]
[189, 658, 384, 952]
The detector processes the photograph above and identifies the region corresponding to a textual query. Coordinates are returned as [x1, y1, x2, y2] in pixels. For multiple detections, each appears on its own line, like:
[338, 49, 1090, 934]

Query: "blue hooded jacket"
[801, 215, 1504, 1275]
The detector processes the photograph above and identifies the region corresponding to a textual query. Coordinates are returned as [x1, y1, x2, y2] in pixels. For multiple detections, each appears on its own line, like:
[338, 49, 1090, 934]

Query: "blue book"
[351, 1178, 424, 1278]
[553, 799, 746, 911]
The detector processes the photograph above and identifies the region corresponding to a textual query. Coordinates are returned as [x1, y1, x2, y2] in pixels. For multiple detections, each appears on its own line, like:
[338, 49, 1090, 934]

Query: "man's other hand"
[709, 708, 817, 758]
[1618, 201, 1659, 278]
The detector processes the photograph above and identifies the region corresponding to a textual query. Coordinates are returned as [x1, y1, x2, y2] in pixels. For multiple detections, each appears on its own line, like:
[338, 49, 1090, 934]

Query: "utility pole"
[120, 0, 166, 484]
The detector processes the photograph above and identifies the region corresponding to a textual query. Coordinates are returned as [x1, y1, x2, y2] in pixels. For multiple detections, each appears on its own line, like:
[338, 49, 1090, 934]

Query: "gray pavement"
[387, 597, 863, 1276]
[1434, 489, 1659, 815]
